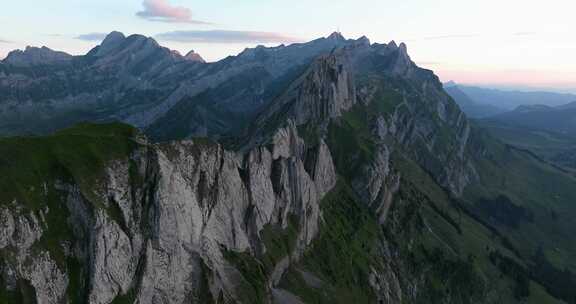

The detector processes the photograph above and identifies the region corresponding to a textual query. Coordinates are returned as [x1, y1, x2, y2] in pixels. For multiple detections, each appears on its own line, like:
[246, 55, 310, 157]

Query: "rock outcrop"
[4, 46, 73, 67]
[0, 118, 340, 303]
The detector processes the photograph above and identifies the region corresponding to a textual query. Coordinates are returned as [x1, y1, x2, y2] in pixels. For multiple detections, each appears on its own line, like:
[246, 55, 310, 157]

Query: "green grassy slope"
[0, 122, 139, 303]
[0, 122, 139, 210]
[278, 153, 556, 303]
[464, 127, 576, 302]
[275, 75, 572, 302]
[477, 120, 576, 171]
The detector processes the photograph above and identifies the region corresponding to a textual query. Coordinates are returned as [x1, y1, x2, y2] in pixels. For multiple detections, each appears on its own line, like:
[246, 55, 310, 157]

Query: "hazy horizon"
[2, 0, 576, 92]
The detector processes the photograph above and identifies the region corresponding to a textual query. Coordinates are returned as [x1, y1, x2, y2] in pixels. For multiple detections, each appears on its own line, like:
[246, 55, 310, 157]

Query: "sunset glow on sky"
[2, 0, 575, 91]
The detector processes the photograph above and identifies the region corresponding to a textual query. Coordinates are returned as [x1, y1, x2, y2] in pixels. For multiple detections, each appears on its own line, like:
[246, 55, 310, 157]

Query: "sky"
[1, 0, 576, 92]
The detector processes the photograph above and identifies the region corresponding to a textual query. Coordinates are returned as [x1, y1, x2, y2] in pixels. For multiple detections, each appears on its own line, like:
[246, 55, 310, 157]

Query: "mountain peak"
[399, 42, 408, 53]
[95, 31, 127, 56]
[104, 31, 125, 41]
[184, 50, 205, 63]
[327, 31, 346, 41]
[92, 32, 164, 58]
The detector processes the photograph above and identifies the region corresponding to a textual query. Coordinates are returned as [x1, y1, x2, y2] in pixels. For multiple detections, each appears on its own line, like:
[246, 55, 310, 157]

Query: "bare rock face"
[127, 121, 335, 303]
[184, 50, 206, 63]
[94, 31, 126, 57]
[291, 54, 356, 124]
[22, 252, 68, 304]
[88, 211, 137, 304]
[351, 145, 401, 223]
[3, 46, 72, 67]
[309, 139, 337, 197]
[0, 208, 15, 249]
[384, 88, 476, 195]
[0, 121, 337, 304]
[368, 250, 403, 304]
[0, 206, 68, 303]
[252, 52, 356, 134]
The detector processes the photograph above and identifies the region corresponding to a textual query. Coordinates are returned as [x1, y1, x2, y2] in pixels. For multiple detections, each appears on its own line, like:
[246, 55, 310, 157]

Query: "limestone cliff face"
[380, 80, 476, 195]
[0, 121, 337, 304]
[253, 40, 475, 200]
[350, 41, 476, 195]
[248, 52, 356, 144]
[0, 207, 68, 304]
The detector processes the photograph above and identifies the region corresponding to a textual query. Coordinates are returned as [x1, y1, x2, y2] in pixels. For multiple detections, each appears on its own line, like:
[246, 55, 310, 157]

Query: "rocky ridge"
[4, 46, 73, 67]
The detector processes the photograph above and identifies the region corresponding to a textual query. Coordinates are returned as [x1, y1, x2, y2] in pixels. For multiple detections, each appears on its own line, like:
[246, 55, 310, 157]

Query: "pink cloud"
[136, 0, 209, 24]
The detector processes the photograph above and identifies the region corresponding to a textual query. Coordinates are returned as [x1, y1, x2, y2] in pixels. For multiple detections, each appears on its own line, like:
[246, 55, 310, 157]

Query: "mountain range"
[475, 101, 576, 172]
[445, 82, 576, 166]
[446, 83, 576, 111]
[1, 32, 575, 304]
[487, 103, 576, 136]
[0, 31, 372, 140]
[444, 84, 505, 118]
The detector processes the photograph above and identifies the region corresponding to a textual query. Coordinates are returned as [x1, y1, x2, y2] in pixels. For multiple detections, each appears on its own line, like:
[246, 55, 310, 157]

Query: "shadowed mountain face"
[0, 31, 376, 139]
[444, 84, 505, 118]
[1, 32, 575, 304]
[453, 84, 576, 110]
[486, 103, 576, 136]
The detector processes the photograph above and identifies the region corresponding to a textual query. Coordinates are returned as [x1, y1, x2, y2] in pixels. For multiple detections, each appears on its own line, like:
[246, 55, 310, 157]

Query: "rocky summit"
[1, 32, 575, 304]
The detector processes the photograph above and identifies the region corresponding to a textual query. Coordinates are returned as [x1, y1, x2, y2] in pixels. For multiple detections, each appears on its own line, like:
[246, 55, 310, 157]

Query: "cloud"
[136, 0, 209, 24]
[155, 30, 302, 44]
[75, 32, 108, 41]
[0, 38, 11, 43]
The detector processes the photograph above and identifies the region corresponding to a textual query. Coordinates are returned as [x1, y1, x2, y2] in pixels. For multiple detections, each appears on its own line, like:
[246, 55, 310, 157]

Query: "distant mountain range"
[444, 84, 505, 118]
[448, 82, 576, 165]
[445, 82, 576, 119]
[486, 102, 576, 136]
[0, 31, 373, 140]
[461, 84, 576, 172]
